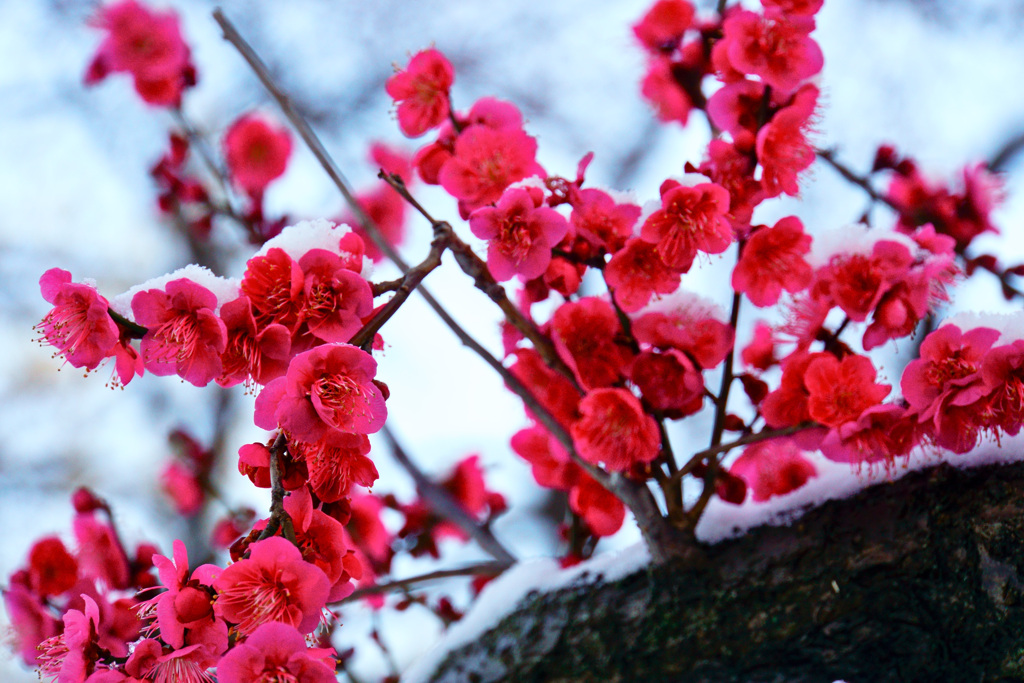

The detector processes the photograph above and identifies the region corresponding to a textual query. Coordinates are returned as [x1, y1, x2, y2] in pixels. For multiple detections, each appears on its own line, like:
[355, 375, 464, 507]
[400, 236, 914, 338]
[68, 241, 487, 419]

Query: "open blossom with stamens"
[291, 432, 377, 503]
[37, 595, 104, 683]
[213, 536, 330, 636]
[804, 354, 890, 429]
[439, 124, 545, 217]
[297, 249, 373, 342]
[757, 84, 818, 198]
[640, 179, 733, 271]
[132, 278, 227, 387]
[145, 540, 223, 651]
[216, 621, 337, 683]
[469, 187, 569, 281]
[217, 296, 291, 388]
[902, 324, 999, 452]
[36, 268, 120, 372]
[241, 247, 305, 332]
[255, 344, 387, 441]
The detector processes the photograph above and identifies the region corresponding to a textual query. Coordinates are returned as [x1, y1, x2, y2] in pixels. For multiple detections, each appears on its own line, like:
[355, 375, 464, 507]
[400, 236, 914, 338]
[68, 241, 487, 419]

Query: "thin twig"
[349, 231, 447, 351]
[380, 425, 517, 565]
[333, 561, 507, 605]
[672, 422, 816, 485]
[816, 147, 892, 208]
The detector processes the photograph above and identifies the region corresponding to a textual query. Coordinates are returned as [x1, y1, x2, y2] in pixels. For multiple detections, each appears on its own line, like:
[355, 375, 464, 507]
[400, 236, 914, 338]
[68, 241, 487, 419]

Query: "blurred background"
[4, 0, 1024, 679]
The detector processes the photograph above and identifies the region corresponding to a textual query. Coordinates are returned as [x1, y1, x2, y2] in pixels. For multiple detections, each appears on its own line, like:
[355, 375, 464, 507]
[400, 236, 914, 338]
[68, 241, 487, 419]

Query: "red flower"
[254, 344, 387, 441]
[27, 537, 78, 598]
[511, 425, 576, 490]
[729, 438, 817, 502]
[386, 49, 455, 137]
[605, 237, 683, 312]
[571, 388, 660, 471]
[569, 475, 626, 537]
[291, 432, 377, 503]
[569, 188, 641, 254]
[756, 84, 818, 197]
[36, 268, 119, 372]
[632, 308, 734, 369]
[551, 298, 635, 390]
[721, 10, 823, 93]
[633, 0, 695, 52]
[630, 349, 704, 418]
[297, 249, 373, 343]
[147, 540, 223, 651]
[224, 113, 293, 197]
[241, 247, 305, 332]
[640, 180, 733, 271]
[217, 622, 336, 683]
[901, 324, 999, 453]
[213, 536, 330, 636]
[508, 348, 581, 428]
[640, 55, 695, 125]
[741, 321, 778, 371]
[469, 187, 569, 281]
[732, 216, 813, 307]
[982, 340, 1024, 437]
[132, 278, 228, 387]
[439, 125, 544, 217]
[819, 404, 922, 465]
[278, 488, 363, 602]
[804, 354, 890, 428]
[85, 0, 193, 107]
[216, 296, 291, 388]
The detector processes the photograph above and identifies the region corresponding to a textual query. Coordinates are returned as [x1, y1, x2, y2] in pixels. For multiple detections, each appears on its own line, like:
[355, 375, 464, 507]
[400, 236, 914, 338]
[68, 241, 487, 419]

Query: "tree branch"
[335, 561, 507, 606]
[380, 425, 517, 566]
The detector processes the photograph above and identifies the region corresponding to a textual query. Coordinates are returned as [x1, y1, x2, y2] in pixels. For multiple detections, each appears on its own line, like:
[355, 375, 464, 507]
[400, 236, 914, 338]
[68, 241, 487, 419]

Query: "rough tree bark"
[422, 461, 1024, 682]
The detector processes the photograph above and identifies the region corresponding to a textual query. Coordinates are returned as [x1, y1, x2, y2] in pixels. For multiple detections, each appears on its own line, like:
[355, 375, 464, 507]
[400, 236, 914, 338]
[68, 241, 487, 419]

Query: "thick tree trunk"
[421, 461, 1024, 682]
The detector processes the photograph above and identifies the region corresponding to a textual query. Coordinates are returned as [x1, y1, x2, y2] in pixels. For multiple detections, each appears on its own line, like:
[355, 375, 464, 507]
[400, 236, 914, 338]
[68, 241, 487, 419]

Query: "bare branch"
[381, 425, 517, 566]
[333, 561, 508, 606]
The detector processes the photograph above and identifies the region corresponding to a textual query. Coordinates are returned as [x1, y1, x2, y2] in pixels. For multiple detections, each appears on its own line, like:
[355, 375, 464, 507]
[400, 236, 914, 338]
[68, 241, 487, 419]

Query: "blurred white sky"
[4, 0, 1024, 679]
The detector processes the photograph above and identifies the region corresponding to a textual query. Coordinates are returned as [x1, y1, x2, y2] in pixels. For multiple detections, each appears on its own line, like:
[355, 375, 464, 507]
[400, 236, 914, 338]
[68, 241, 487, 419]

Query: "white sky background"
[4, 0, 1024, 680]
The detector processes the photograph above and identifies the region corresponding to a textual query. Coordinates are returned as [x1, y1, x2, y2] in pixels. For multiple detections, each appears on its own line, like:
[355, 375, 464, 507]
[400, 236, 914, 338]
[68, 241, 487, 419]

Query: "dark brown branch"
[349, 231, 447, 351]
[673, 422, 817, 485]
[256, 433, 296, 543]
[109, 308, 147, 339]
[380, 425, 517, 566]
[684, 290, 743, 530]
[334, 561, 507, 606]
[816, 147, 892, 207]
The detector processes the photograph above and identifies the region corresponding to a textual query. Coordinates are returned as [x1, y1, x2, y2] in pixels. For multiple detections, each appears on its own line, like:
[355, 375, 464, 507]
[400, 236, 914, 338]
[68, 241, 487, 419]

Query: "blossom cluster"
[13, 0, 1024, 679]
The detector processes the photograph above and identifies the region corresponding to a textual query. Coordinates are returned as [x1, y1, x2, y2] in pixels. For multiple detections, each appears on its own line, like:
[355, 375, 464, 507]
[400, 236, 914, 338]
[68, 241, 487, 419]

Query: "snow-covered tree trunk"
[421, 461, 1024, 682]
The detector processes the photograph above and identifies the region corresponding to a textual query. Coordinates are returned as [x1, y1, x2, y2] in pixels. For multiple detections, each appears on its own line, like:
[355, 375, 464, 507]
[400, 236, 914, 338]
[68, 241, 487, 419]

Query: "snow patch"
[940, 310, 1024, 343]
[108, 264, 240, 319]
[806, 223, 919, 269]
[253, 217, 372, 279]
[635, 286, 727, 322]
